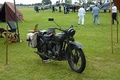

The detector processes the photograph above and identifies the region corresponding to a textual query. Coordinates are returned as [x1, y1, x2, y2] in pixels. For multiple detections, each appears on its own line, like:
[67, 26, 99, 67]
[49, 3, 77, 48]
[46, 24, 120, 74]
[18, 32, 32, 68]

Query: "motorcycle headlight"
[68, 28, 76, 37]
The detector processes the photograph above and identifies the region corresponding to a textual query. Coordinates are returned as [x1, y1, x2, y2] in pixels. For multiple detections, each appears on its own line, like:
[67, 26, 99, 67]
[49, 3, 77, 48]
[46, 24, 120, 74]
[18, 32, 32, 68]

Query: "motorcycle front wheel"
[68, 46, 86, 73]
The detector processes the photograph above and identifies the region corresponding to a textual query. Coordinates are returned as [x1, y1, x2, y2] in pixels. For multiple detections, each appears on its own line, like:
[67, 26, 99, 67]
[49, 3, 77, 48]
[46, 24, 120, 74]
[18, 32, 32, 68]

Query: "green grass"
[0, 8, 120, 80]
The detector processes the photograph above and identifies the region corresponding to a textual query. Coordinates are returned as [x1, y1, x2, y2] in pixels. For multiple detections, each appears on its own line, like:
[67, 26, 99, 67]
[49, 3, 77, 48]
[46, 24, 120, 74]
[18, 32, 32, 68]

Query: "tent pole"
[116, 9, 118, 43]
[13, 0, 20, 42]
[110, 0, 113, 53]
[6, 25, 8, 65]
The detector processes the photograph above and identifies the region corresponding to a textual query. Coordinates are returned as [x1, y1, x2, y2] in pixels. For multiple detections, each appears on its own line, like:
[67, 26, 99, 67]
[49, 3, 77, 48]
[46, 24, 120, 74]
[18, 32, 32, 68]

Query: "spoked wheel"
[68, 46, 86, 73]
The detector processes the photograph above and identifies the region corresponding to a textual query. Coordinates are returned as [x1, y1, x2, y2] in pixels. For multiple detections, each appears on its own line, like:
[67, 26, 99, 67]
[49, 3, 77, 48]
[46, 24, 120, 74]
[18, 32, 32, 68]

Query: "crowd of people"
[51, 5, 78, 14]
[77, 2, 119, 26]
[34, 2, 119, 26]
[77, 4, 100, 26]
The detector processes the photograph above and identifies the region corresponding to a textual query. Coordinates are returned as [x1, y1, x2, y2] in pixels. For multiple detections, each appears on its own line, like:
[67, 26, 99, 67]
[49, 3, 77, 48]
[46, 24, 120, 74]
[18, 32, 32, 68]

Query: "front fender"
[70, 42, 83, 49]
[66, 42, 83, 60]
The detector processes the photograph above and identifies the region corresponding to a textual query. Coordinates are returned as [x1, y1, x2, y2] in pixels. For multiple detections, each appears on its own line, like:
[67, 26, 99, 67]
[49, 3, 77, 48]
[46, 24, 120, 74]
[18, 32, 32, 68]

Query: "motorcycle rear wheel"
[68, 46, 86, 73]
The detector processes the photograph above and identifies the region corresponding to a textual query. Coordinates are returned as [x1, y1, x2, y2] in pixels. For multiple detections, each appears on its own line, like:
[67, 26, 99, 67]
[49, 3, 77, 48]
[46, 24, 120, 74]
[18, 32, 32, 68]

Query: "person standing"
[59, 5, 61, 12]
[34, 6, 39, 13]
[92, 4, 100, 25]
[112, 2, 119, 24]
[78, 6, 86, 26]
[64, 5, 66, 14]
[52, 5, 55, 12]
[73, 5, 76, 12]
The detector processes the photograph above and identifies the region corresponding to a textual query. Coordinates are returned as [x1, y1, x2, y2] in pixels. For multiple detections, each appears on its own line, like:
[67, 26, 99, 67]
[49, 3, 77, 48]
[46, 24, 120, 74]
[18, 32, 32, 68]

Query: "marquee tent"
[0, 2, 24, 22]
[114, 0, 120, 11]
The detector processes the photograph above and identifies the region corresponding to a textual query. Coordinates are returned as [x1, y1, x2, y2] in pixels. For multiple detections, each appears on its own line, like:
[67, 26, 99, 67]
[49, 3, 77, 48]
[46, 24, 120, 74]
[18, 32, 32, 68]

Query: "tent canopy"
[0, 2, 24, 22]
[114, 0, 120, 11]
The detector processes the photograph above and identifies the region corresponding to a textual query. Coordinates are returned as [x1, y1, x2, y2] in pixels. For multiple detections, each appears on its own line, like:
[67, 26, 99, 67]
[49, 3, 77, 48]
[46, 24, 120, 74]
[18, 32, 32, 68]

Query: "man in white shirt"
[78, 6, 86, 26]
[112, 3, 119, 24]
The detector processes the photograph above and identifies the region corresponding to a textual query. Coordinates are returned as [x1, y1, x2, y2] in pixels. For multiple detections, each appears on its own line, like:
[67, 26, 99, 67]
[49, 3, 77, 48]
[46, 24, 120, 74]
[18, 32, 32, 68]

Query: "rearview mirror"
[48, 18, 54, 21]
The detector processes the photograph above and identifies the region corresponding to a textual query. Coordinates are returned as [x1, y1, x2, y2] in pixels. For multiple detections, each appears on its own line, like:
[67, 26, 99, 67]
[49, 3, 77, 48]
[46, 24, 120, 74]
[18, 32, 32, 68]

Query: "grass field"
[0, 8, 120, 80]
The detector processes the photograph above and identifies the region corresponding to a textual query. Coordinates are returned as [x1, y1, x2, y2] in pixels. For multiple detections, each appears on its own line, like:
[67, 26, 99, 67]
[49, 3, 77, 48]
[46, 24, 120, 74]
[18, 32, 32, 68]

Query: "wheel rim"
[70, 47, 82, 70]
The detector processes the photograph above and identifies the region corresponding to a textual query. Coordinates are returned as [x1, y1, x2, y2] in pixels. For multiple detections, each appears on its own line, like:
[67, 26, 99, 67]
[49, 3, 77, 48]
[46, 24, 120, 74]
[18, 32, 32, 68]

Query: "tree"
[42, 0, 51, 5]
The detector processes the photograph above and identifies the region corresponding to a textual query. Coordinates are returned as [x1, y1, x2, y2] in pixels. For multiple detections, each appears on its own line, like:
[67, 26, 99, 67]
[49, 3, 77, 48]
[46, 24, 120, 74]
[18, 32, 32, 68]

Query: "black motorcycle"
[27, 18, 86, 73]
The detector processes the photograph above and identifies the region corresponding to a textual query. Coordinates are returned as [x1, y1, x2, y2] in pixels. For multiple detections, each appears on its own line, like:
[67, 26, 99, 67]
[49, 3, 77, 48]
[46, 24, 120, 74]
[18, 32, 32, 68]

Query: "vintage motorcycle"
[26, 18, 86, 73]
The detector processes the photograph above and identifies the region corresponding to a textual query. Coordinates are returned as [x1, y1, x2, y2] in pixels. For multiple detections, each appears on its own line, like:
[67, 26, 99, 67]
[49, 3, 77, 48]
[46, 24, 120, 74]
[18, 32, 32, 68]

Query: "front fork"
[66, 42, 83, 60]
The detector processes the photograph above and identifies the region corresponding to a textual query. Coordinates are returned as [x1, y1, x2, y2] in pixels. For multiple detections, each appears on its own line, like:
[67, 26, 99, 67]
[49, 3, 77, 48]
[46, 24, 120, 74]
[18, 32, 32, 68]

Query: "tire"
[68, 45, 86, 73]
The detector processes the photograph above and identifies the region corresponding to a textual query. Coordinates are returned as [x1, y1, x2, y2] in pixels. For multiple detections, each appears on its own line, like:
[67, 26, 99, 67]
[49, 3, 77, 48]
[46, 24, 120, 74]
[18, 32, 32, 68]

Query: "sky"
[0, 0, 57, 4]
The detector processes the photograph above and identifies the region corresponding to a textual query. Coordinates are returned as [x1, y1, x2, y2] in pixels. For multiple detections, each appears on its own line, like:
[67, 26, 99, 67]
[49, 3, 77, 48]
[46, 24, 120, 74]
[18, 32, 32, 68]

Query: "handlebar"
[54, 24, 75, 32]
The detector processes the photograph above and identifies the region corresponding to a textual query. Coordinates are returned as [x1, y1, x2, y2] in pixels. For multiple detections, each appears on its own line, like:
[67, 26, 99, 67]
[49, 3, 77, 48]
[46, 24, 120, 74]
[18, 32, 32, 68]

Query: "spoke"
[71, 49, 82, 69]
